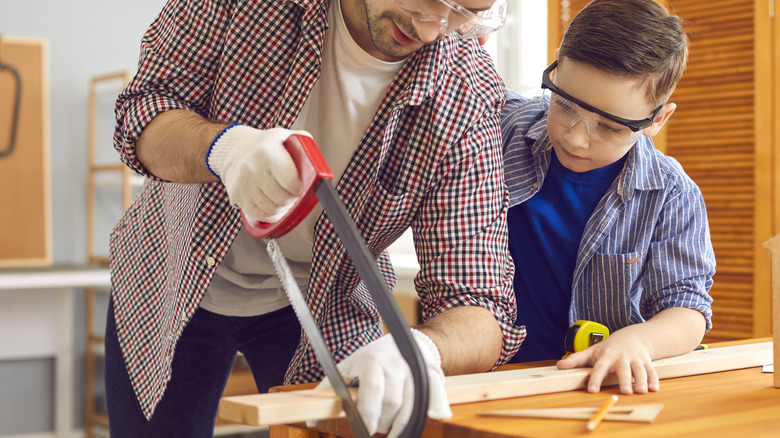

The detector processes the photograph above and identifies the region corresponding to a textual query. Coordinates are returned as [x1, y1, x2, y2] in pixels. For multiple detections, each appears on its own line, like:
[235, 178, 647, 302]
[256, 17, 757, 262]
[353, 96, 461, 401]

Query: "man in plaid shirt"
[108, 0, 524, 436]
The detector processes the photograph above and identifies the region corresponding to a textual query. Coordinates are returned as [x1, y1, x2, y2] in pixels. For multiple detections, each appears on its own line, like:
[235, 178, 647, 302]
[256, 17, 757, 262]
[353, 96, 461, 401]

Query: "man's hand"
[556, 329, 659, 395]
[206, 125, 311, 223]
[315, 328, 452, 437]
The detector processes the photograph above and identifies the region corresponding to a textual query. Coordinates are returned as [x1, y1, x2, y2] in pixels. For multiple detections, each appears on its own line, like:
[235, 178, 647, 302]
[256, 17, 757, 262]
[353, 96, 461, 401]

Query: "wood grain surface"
[219, 341, 772, 428]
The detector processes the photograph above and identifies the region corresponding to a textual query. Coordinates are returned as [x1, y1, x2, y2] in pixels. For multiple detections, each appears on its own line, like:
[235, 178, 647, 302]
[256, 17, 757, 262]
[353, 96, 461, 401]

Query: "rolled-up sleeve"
[113, 0, 233, 177]
[412, 111, 525, 367]
[642, 181, 716, 331]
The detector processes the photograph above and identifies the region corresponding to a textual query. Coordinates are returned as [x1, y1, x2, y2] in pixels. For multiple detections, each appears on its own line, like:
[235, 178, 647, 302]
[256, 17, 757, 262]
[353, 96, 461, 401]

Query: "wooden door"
[548, 0, 778, 341]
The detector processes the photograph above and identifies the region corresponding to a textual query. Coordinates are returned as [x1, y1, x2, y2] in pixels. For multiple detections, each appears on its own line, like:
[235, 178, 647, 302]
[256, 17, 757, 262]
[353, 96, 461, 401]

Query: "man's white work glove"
[313, 328, 452, 437]
[206, 125, 312, 223]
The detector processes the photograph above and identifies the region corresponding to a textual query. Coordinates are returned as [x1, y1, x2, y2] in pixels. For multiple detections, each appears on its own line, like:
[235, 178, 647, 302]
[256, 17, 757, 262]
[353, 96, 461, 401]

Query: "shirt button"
[532, 182, 539, 189]
[206, 256, 216, 267]
[165, 355, 171, 365]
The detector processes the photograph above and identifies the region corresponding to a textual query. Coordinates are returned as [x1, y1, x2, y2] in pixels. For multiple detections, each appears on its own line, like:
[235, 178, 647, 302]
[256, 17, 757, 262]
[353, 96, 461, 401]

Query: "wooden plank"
[0, 36, 50, 267]
[218, 342, 773, 426]
[221, 388, 353, 426]
[775, 0, 780, 387]
[752, 0, 775, 342]
[763, 235, 780, 387]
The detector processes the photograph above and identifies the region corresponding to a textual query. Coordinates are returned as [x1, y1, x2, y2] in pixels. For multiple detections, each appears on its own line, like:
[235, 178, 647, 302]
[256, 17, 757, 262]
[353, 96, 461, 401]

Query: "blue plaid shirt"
[501, 92, 714, 335]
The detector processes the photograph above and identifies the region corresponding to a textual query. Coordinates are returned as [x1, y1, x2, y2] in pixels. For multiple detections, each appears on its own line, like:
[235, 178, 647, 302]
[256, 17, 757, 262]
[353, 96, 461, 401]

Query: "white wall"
[493, 0, 548, 96]
[1, 0, 165, 265]
[0, 1, 164, 435]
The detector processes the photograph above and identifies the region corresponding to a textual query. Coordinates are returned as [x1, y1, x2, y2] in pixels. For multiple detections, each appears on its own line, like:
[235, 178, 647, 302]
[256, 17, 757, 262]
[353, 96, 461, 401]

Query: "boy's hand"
[557, 309, 705, 395]
[556, 329, 660, 395]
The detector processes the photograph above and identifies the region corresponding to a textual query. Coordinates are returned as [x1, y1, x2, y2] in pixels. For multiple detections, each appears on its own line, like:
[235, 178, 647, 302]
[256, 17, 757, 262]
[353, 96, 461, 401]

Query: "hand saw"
[241, 134, 430, 438]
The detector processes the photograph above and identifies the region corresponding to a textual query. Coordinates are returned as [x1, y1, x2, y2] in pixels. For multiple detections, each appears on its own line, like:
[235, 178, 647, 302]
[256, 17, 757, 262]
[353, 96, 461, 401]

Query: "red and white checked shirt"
[112, 0, 524, 418]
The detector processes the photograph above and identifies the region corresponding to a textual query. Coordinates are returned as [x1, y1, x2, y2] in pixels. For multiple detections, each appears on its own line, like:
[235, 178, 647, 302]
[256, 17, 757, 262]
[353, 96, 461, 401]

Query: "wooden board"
[0, 36, 50, 267]
[218, 341, 773, 426]
[763, 234, 780, 388]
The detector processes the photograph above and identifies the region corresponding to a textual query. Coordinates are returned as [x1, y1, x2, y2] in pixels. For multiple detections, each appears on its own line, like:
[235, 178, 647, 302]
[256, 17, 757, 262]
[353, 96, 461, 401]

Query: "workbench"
[265, 339, 778, 438]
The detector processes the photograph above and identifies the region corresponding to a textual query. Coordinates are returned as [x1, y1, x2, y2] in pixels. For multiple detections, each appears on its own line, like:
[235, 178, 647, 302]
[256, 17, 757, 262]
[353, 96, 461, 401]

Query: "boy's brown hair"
[558, 0, 689, 106]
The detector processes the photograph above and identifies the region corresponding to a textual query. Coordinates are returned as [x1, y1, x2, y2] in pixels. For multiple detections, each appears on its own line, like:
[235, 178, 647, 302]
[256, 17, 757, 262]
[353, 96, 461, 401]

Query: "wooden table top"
[434, 366, 779, 437]
[271, 339, 779, 438]
[284, 365, 778, 438]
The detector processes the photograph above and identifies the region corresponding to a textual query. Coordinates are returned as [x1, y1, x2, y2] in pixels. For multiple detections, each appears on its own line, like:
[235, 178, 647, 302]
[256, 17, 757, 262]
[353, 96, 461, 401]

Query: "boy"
[501, 0, 715, 395]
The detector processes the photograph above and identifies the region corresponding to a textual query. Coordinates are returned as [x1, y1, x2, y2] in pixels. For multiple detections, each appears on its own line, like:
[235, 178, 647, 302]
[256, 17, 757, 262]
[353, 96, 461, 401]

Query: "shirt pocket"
[577, 249, 647, 330]
[359, 182, 418, 246]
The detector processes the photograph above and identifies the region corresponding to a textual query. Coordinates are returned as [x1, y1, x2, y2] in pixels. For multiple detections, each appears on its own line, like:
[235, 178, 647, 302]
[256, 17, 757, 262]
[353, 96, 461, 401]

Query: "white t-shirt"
[199, 0, 405, 316]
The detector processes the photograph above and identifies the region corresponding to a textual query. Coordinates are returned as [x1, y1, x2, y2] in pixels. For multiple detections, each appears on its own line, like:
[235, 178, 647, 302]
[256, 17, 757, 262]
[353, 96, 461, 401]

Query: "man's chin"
[371, 37, 416, 61]
[368, 16, 421, 61]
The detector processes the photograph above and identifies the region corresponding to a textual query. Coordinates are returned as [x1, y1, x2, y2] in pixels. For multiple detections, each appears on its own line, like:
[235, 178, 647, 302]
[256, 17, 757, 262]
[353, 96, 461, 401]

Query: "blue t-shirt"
[508, 152, 626, 363]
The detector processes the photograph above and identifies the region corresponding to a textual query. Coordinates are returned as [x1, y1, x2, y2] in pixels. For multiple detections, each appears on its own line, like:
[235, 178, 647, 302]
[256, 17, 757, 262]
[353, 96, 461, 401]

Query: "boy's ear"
[642, 103, 677, 137]
[549, 49, 561, 81]
[550, 50, 560, 82]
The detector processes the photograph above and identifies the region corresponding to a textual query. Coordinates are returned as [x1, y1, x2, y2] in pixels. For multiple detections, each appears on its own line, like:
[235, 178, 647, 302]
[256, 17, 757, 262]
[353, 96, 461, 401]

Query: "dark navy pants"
[104, 301, 301, 437]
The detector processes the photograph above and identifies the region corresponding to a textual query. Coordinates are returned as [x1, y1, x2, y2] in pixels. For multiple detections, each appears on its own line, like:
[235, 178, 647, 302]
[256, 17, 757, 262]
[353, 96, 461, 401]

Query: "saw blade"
[313, 178, 430, 438]
[266, 239, 370, 438]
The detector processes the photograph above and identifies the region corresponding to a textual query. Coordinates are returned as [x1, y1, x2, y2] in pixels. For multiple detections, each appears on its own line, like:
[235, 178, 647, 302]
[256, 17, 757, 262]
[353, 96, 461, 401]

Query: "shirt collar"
[527, 113, 551, 156]
[523, 97, 553, 157]
[401, 39, 453, 106]
[290, 0, 328, 25]
[616, 136, 664, 200]
[286, 0, 319, 9]
[400, 37, 502, 109]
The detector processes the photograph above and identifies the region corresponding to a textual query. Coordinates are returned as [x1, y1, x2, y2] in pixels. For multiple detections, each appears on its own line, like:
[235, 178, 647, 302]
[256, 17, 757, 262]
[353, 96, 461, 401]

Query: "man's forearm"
[417, 306, 503, 375]
[135, 109, 230, 183]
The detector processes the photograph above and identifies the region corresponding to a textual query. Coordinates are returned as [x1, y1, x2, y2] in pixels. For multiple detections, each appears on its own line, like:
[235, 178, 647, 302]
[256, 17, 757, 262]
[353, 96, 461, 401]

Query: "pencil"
[587, 394, 618, 431]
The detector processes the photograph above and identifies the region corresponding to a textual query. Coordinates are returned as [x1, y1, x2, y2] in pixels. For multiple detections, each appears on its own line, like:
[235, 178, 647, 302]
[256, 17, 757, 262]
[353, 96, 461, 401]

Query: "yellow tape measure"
[563, 320, 710, 358]
[563, 320, 610, 358]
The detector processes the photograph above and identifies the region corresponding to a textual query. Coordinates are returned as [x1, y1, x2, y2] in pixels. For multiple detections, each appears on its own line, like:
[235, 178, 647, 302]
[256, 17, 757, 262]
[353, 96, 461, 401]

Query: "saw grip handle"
[241, 134, 333, 239]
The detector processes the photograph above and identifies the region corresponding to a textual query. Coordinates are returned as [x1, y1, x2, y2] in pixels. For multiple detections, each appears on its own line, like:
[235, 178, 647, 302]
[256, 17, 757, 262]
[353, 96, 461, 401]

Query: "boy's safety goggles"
[542, 60, 664, 148]
[392, 0, 508, 39]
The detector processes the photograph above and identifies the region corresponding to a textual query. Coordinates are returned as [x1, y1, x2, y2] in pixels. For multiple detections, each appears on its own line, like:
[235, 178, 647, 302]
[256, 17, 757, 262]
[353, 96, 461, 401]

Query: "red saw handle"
[241, 134, 333, 239]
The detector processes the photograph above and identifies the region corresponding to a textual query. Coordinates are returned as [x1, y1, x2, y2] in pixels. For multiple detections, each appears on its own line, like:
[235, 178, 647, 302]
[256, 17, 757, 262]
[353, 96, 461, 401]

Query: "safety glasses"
[392, 0, 508, 39]
[542, 60, 664, 147]
[542, 60, 663, 132]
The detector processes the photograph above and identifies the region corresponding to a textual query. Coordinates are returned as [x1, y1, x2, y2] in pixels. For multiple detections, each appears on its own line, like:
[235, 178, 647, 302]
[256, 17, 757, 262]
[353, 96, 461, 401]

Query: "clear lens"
[441, 0, 507, 38]
[394, 1, 446, 23]
[544, 90, 641, 148]
[394, 0, 507, 39]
